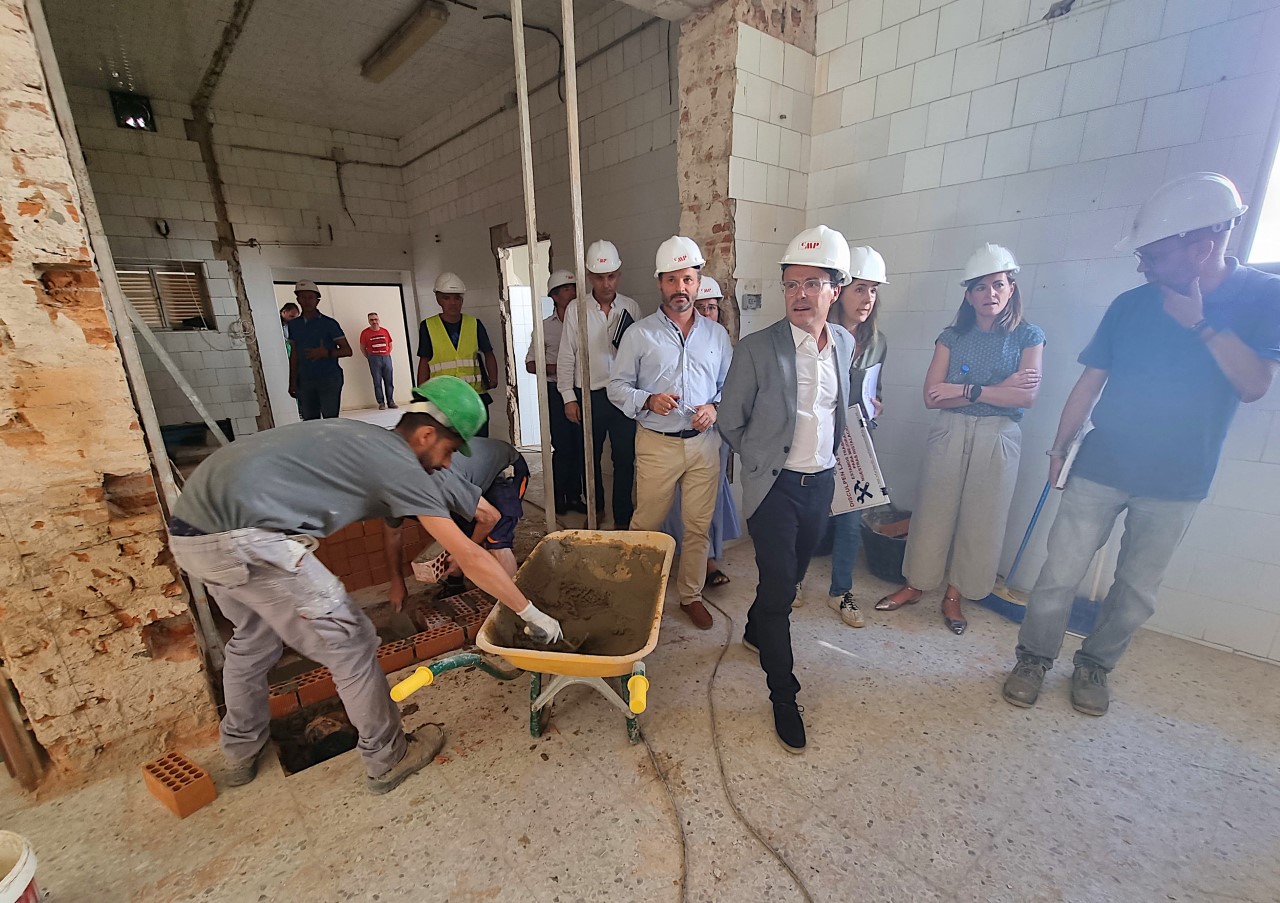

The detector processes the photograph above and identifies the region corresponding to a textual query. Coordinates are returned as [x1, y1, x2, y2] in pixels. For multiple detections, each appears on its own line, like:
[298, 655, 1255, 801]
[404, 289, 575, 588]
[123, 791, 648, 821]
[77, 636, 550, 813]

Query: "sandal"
[941, 592, 967, 635]
[875, 587, 922, 611]
[707, 569, 731, 587]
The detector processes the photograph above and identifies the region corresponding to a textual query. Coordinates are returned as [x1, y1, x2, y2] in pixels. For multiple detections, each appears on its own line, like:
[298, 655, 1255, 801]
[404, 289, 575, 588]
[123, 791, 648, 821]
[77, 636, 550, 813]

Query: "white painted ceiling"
[45, 0, 609, 138]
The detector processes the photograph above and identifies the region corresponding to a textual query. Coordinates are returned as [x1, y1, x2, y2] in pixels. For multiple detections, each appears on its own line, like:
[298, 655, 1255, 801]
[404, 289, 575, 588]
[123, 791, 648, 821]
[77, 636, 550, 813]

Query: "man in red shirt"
[360, 312, 397, 410]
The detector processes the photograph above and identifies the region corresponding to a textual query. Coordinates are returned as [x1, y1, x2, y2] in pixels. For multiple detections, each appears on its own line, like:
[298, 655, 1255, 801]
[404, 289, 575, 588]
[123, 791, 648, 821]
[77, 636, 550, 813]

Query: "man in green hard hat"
[167, 375, 563, 796]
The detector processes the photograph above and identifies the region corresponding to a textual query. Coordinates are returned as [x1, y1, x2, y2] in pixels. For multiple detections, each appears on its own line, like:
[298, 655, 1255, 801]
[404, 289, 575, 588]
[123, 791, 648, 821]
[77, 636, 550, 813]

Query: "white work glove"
[518, 602, 564, 645]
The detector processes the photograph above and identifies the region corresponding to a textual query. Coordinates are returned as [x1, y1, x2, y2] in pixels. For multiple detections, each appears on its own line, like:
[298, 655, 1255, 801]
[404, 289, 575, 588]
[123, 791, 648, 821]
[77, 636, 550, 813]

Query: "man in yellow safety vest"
[416, 272, 498, 436]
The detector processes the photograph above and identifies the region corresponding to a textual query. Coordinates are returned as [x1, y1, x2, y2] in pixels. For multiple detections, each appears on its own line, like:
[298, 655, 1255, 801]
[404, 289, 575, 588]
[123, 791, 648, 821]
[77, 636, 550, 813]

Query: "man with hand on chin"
[1003, 173, 1280, 717]
[609, 236, 732, 629]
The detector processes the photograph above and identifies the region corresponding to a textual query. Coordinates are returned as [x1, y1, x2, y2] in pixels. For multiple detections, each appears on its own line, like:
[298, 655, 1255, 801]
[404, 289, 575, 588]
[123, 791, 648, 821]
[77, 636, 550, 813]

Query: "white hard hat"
[1114, 172, 1248, 252]
[586, 240, 622, 274]
[848, 246, 889, 284]
[654, 235, 706, 277]
[696, 276, 723, 300]
[294, 280, 320, 295]
[780, 226, 853, 286]
[434, 272, 466, 294]
[547, 269, 576, 292]
[960, 244, 1020, 285]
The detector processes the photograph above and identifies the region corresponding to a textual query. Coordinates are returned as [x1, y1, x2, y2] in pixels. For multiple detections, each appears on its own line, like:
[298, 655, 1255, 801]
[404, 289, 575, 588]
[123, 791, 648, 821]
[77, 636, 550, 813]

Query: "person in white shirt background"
[526, 269, 586, 515]
[556, 239, 641, 528]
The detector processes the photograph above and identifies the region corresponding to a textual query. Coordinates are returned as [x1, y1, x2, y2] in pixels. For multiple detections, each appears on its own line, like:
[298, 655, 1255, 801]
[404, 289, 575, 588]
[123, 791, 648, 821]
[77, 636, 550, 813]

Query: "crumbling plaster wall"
[677, 0, 813, 339]
[0, 0, 215, 779]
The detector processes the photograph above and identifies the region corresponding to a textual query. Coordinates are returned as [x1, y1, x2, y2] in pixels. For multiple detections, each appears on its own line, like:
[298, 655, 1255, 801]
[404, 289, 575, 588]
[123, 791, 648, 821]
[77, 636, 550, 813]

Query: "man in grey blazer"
[719, 226, 856, 754]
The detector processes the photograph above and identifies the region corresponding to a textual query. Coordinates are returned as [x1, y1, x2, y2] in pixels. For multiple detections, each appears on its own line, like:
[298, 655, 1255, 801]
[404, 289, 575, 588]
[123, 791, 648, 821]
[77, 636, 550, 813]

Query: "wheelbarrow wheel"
[529, 673, 551, 737]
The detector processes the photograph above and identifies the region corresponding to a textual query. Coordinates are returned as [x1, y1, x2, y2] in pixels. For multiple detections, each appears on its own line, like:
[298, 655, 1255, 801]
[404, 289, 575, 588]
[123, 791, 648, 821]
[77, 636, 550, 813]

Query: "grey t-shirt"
[173, 419, 475, 536]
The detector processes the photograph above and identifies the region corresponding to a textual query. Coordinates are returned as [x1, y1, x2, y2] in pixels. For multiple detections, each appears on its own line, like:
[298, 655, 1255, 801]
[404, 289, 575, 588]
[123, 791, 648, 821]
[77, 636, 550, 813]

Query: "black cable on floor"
[638, 728, 689, 903]
[702, 598, 815, 903]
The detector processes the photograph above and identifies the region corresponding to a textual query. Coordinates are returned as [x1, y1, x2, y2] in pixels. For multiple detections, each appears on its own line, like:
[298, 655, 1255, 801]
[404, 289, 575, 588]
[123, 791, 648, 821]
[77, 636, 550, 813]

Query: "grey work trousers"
[1016, 476, 1199, 672]
[902, 411, 1021, 599]
[168, 528, 405, 778]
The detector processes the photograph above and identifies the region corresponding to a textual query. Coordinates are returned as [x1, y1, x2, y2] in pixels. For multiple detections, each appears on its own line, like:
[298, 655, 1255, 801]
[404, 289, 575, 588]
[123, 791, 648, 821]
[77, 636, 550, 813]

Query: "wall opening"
[498, 239, 552, 448]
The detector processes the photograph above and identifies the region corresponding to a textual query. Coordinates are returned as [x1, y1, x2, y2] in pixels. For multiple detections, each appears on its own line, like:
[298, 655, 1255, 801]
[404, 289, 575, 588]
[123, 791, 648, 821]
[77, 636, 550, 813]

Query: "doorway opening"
[273, 281, 413, 416]
[497, 240, 552, 448]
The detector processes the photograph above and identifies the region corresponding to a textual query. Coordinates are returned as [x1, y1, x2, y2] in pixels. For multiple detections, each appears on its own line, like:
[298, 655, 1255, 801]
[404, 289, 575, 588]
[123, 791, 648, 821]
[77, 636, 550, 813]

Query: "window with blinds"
[115, 261, 216, 330]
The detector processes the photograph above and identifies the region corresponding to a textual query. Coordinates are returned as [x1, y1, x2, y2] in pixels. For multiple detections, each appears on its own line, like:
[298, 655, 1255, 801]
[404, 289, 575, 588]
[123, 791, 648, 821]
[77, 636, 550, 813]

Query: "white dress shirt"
[525, 307, 564, 375]
[607, 310, 733, 432]
[784, 322, 839, 472]
[557, 291, 640, 401]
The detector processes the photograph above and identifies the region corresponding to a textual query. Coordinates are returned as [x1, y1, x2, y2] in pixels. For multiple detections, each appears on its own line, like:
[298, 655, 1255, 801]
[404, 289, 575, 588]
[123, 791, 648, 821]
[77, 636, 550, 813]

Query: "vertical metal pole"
[509, 0, 557, 533]
[560, 0, 598, 529]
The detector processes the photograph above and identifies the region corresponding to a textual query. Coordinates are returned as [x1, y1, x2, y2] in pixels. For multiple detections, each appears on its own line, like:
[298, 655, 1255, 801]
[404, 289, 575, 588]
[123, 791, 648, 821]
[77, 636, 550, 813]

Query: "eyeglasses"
[1133, 238, 1192, 265]
[781, 279, 836, 295]
[695, 303, 720, 312]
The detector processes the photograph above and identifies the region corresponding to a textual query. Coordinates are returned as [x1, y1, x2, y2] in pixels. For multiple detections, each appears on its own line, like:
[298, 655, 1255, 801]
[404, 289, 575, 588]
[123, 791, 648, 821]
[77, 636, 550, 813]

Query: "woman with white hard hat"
[876, 244, 1045, 635]
[822, 246, 889, 629]
[658, 275, 743, 586]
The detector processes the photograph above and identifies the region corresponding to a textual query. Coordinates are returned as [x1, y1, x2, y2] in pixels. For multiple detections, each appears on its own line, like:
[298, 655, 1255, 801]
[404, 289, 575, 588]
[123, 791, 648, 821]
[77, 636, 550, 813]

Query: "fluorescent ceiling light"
[361, 0, 450, 83]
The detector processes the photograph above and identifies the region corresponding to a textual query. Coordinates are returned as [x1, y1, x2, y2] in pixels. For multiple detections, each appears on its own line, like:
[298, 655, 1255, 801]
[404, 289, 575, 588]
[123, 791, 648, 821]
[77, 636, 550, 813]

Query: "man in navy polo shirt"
[288, 280, 352, 419]
[1003, 173, 1280, 716]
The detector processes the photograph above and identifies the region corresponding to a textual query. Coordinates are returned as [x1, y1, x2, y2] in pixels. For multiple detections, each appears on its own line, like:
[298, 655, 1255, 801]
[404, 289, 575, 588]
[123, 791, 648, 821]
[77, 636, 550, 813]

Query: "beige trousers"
[631, 427, 721, 605]
[902, 412, 1021, 599]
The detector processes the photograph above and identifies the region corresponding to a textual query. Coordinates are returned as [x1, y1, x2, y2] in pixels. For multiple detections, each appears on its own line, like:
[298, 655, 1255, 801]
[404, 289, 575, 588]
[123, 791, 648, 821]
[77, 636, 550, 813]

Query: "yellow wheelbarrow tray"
[390, 530, 675, 742]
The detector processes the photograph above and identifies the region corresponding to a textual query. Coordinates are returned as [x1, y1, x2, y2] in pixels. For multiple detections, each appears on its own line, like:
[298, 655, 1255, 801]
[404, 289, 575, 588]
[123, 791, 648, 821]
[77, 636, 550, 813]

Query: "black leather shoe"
[566, 499, 588, 514]
[773, 702, 806, 754]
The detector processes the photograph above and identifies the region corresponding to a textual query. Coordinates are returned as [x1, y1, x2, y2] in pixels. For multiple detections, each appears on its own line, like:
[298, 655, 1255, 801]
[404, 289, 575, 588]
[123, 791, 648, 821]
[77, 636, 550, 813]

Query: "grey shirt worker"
[169, 419, 459, 780]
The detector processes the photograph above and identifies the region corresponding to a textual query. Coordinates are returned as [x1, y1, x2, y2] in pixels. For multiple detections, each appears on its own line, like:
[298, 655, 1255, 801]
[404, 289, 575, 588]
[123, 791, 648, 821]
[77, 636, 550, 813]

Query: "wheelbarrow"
[390, 530, 675, 743]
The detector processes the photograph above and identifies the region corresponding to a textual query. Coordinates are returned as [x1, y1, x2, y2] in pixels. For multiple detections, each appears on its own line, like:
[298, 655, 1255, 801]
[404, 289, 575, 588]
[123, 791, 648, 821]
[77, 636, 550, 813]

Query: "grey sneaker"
[1002, 660, 1047, 708]
[224, 744, 268, 787]
[828, 592, 865, 628]
[1071, 664, 1110, 716]
[367, 725, 446, 795]
[378, 403, 387, 410]
[792, 581, 805, 608]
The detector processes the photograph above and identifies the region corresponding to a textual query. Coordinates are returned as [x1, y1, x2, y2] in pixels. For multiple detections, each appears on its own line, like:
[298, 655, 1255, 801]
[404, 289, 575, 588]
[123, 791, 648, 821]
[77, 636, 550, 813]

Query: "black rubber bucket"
[859, 507, 910, 584]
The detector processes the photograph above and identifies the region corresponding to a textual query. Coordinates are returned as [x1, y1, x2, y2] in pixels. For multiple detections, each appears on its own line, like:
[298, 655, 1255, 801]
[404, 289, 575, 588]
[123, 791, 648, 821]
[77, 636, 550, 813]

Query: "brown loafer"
[681, 599, 714, 630]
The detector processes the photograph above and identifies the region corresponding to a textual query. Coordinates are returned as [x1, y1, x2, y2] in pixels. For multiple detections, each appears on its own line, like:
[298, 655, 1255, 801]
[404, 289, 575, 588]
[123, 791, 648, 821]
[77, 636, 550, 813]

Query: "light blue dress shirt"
[608, 308, 733, 432]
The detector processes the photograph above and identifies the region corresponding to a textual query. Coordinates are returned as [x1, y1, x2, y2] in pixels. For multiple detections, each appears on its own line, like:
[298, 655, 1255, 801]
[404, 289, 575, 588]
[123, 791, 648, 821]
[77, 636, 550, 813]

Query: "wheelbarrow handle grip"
[390, 667, 434, 701]
[627, 673, 649, 714]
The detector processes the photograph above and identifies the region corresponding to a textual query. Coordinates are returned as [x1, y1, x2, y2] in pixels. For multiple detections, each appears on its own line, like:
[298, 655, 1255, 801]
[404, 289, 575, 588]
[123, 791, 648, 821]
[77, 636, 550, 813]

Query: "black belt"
[647, 427, 701, 439]
[168, 517, 208, 537]
[779, 468, 833, 487]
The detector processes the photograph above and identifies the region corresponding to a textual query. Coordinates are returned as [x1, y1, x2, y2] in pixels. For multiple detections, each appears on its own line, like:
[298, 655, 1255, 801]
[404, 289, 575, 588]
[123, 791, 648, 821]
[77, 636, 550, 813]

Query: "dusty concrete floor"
[4, 533, 1279, 902]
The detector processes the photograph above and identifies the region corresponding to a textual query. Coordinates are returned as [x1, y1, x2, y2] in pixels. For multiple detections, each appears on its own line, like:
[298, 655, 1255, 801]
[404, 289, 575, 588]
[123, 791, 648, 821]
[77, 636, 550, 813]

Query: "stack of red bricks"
[314, 518, 429, 592]
[267, 590, 497, 716]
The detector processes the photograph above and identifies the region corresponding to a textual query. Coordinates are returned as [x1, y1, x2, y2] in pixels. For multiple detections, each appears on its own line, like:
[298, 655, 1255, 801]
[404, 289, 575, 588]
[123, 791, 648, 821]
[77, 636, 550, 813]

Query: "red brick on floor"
[142, 752, 217, 818]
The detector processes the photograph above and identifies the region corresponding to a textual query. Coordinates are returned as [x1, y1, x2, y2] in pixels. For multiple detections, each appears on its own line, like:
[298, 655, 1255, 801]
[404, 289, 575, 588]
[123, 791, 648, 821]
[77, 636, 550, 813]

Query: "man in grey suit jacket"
[719, 226, 856, 755]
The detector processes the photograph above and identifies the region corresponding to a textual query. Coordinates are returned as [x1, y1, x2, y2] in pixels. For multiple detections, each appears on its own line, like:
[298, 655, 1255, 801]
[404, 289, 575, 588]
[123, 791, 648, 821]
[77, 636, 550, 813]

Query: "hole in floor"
[270, 699, 358, 776]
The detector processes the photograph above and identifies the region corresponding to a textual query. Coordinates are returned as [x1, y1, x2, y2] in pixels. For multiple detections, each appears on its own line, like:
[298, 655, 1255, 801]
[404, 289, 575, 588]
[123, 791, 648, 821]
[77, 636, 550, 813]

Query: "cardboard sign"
[831, 405, 890, 515]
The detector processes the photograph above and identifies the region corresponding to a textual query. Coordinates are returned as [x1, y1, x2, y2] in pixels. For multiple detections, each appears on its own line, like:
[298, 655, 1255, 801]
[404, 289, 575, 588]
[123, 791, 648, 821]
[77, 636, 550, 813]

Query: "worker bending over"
[167, 376, 562, 796]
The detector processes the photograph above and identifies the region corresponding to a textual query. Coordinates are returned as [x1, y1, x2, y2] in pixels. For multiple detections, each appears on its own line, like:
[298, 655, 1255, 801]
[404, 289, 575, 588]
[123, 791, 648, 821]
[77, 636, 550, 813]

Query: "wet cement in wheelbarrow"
[490, 538, 666, 657]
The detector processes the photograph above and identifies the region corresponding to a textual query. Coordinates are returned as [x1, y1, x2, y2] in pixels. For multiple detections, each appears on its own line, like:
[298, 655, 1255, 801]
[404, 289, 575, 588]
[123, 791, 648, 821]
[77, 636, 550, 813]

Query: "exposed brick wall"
[0, 0, 215, 779]
[315, 518, 429, 592]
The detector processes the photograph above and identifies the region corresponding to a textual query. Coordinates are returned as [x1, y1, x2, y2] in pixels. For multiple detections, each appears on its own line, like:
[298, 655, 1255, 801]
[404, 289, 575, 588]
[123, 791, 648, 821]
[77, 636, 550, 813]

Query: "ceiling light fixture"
[360, 0, 450, 83]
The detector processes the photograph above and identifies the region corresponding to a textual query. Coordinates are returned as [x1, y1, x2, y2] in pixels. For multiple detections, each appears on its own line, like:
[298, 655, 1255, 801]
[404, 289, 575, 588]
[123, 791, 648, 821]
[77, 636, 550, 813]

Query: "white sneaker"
[793, 581, 805, 608]
[828, 592, 865, 628]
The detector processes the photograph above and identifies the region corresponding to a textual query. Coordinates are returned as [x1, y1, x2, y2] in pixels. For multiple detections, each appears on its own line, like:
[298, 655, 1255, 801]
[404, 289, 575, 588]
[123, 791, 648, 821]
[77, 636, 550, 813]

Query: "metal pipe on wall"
[560, 0, 597, 530]
[507, 0, 557, 533]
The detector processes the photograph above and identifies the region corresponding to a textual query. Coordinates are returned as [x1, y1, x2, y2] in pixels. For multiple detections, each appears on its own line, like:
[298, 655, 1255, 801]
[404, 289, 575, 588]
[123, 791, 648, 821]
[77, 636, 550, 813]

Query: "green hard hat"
[408, 376, 487, 455]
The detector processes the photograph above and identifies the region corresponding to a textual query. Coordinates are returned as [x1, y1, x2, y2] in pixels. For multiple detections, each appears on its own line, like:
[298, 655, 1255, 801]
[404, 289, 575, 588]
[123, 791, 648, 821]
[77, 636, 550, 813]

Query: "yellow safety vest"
[424, 315, 485, 392]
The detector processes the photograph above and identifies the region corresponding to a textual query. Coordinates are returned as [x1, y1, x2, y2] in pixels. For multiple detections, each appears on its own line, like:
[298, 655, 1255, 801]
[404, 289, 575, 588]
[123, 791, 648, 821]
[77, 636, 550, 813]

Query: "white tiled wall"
[69, 87, 409, 436]
[400, 4, 680, 440]
[731, 24, 815, 333]
[807, 0, 1280, 662]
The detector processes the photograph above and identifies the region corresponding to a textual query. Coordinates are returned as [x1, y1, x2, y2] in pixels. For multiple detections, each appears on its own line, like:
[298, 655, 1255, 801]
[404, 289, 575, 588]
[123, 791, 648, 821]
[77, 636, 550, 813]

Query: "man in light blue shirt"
[609, 236, 733, 629]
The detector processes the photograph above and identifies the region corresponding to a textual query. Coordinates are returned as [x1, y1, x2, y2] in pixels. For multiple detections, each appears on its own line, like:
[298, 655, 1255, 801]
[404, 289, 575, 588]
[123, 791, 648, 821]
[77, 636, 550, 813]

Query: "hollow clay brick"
[268, 684, 300, 718]
[142, 752, 217, 818]
[377, 640, 414, 674]
[412, 624, 465, 661]
[297, 668, 337, 706]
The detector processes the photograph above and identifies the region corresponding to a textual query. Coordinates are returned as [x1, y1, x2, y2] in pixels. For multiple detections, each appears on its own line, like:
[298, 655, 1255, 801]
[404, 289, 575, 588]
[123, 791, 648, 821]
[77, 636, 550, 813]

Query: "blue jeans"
[827, 511, 863, 596]
[1015, 477, 1198, 672]
[367, 355, 394, 405]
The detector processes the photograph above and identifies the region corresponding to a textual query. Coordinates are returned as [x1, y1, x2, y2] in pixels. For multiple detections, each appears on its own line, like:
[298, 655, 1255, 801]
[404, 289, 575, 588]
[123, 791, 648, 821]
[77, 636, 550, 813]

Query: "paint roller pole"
[508, 0, 556, 533]
[560, 0, 598, 530]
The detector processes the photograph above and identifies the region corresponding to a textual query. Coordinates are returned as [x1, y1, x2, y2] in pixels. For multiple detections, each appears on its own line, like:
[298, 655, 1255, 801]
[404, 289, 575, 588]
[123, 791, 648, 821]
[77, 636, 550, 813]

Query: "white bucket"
[0, 831, 38, 903]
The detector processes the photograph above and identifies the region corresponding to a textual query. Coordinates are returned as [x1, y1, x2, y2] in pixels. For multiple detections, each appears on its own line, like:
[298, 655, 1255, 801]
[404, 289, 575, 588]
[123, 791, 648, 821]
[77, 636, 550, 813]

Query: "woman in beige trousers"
[876, 244, 1045, 634]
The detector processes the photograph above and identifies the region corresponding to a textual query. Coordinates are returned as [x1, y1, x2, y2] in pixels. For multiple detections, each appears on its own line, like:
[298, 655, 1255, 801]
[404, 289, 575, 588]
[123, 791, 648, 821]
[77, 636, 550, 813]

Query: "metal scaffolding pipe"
[508, 0, 557, 532]
[559, 0, 598, 529]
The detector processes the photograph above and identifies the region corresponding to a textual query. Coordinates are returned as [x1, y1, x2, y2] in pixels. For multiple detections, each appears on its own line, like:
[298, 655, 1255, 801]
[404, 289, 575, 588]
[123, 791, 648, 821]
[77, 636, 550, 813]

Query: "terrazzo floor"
[3, 535, 1278, 902]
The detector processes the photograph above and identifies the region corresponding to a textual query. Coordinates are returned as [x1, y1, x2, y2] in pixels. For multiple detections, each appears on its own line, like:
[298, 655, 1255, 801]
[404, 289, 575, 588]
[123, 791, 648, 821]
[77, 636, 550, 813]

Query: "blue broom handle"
[1005, 481, 1052, 586]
